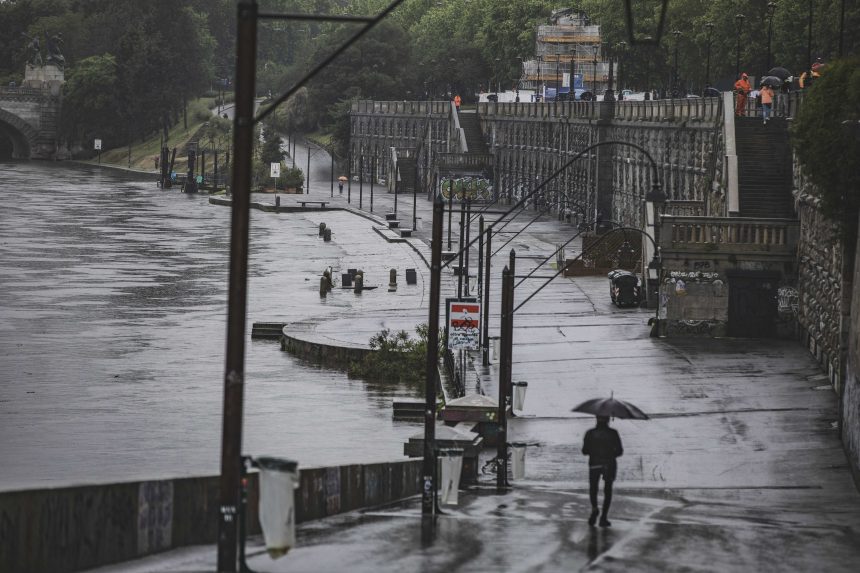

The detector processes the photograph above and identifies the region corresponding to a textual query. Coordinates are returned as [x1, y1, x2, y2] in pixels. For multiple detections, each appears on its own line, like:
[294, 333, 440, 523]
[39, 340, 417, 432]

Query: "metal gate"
[727, 272, 778, 338]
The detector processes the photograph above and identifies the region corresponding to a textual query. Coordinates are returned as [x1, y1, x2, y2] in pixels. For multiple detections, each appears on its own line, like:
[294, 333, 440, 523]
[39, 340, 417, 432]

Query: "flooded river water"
[0, 161, 420, 491]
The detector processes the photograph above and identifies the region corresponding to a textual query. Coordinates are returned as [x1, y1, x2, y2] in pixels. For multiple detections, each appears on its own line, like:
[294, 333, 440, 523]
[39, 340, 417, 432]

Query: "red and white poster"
[448, 301, 481, 350]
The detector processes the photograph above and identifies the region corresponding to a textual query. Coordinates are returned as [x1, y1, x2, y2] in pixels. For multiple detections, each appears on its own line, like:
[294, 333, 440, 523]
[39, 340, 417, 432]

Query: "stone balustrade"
[661, 215, 799, 256]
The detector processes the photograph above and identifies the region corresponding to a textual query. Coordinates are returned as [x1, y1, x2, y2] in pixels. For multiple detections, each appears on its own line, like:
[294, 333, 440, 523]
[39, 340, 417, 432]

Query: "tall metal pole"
[218, 2, 256, 571]
[457, 200, 465, 298]
[359, 154, 364, 209]
[482, 225, 492, 366]
[394, 164, 399, 217]
[704, 22, 714, 93]
[806, 0, 813, 86]
[464, 199, 471, 295]
[447, 181, 453, 250]
[496, 264, 510, 492]
[330, 153, 334, 197]
[413, 171, 418, 231]
[478, 216, 484, 303]
[839, 0, 846, 58]
[306, 144, 311, 195]
[765, 2, 776, 74]
[671, 31, 681, 97]
[735, 14, 745, 79]
[371, 154, 376, 213]
[423, 195, 444, 515]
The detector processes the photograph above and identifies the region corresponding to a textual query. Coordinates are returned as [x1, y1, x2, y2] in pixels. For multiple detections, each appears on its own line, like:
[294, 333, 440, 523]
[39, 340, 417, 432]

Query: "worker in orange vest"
[734, 73, 751, 117]
[454, 94, 461, 111]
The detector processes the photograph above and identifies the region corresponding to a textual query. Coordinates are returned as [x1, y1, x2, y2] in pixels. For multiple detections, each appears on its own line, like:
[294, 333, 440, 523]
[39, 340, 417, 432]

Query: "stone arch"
[0, 107, 38, 159]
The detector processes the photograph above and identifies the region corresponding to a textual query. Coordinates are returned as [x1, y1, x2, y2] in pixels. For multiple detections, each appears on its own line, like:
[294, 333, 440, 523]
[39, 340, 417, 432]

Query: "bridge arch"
[0, 108, 37, 159]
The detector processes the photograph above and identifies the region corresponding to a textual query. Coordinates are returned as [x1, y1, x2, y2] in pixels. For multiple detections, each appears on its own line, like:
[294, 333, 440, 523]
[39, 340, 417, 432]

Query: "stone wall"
[845, 210, 860, 489]
[0, 459, 422, 573]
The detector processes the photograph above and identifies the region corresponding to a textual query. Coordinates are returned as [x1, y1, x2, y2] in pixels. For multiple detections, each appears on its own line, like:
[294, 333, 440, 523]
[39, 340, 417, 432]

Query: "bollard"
[318, 222, 326, 236]
[319, 276, 328, 297]
[323, 228, 331, 242]
[405, 268, 417, 285]
[275, 195, 280, 208]
[323, 269, 333, 291]
[353, 272, 364, 293]
[388, 268, 397, 292]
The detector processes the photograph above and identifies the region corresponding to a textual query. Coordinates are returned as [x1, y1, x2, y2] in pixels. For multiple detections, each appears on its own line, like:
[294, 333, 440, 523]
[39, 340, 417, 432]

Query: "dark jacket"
[582, 425, 623, 466]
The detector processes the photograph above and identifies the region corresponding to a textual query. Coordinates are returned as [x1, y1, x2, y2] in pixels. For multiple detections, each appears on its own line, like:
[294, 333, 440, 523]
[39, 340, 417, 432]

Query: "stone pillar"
[595, 100, 616, 232]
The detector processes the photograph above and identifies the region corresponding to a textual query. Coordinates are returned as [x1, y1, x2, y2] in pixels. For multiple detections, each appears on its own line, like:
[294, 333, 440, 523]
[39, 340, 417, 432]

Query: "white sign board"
[447, 301, 481, 350]
[270, 162, 281, 178]
[94, 139, 102, 150]
[562, 72, 570, 88]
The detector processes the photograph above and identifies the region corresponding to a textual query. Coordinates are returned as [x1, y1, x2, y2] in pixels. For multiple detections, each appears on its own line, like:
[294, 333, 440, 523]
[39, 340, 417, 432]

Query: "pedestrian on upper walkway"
[734, 72, 751, 117]
[454, 94, 461, 111]
[760, 83, 774, 124]
[582, 415, 623, 527]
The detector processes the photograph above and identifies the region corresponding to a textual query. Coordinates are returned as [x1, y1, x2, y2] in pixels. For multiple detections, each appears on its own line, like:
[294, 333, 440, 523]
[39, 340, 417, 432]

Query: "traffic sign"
[94, 139, 102, 150]
[448, 301, 481, 350]
[270, 162, 281, 178]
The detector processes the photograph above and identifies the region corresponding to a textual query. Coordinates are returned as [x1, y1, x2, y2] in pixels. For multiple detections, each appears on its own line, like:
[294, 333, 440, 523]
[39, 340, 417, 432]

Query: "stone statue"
[45, 32, 64, 69]
[22, 32, 42, 66]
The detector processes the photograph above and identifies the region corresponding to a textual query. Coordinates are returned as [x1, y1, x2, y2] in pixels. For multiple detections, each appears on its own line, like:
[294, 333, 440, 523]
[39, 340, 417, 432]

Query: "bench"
[296, 200, 328, 208]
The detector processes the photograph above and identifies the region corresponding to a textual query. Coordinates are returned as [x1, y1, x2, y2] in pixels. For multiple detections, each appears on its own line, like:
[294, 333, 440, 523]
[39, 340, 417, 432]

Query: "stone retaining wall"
[0, 459, 422, 573]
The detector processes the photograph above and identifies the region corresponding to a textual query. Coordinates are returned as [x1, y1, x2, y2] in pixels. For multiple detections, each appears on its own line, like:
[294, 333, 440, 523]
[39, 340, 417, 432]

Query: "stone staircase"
[457, 111, 489, 154]
[735, 117, 795, 218]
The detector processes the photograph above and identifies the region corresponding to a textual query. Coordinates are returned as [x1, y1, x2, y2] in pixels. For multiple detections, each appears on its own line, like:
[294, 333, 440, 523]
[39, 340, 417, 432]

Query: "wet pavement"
[82, 150, 860, 571]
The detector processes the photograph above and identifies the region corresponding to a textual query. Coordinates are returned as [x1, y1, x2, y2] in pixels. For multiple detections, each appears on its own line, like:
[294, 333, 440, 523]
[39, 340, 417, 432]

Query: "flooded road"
[0, 161, 420, 491]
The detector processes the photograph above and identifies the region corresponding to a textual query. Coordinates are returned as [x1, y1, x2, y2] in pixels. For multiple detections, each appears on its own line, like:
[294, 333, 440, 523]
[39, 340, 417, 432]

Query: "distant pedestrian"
[582, 415, 623, 527]
[154, 155, 159, 170]
[454, 94, 461, 111]
[734, 72, 751, 116]
[760, 84, 774, 124]
[338, 182, 343, 194]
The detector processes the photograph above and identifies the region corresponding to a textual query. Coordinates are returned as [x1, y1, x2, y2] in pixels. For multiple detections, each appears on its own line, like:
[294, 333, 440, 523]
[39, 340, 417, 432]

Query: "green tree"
[792, 57, 860, 238]
[60, 53, 120, 147]
[348, 324, 430, 383]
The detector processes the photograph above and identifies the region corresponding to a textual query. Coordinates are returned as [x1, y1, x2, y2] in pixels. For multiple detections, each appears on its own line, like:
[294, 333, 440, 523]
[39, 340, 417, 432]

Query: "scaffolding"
[520, 9, 608, 95]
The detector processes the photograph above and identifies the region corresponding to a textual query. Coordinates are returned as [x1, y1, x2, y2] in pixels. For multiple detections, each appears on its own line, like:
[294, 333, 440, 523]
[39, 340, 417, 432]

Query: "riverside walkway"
[88, 185, 860, 572]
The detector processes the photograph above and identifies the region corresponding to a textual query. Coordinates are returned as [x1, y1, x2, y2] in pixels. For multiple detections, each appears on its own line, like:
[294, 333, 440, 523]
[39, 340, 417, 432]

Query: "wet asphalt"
[82, 150, 860, 572]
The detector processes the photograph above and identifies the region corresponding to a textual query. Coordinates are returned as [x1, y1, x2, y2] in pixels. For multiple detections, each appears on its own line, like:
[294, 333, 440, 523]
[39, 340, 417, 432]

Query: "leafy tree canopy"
[792, 57, 860, 237]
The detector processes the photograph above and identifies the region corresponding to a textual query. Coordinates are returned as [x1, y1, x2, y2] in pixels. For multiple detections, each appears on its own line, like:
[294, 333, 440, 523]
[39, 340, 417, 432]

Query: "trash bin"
[256, 456, 299, 559]
[607, 269, 641, 308]
[437, 448, 464, 505]
[512, 381, 528, 411]
[341, 273, 352, 288]
[510, 443, 527, 480]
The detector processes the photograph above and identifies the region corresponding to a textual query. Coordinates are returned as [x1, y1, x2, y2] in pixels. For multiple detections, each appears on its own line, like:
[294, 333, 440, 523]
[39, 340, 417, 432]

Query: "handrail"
[661, 216, 799, 249]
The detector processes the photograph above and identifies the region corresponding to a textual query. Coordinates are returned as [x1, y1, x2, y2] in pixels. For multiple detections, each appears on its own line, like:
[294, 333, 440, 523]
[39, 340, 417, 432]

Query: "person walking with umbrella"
[574, 394, 648, 527]
[582, 415, 623, 527]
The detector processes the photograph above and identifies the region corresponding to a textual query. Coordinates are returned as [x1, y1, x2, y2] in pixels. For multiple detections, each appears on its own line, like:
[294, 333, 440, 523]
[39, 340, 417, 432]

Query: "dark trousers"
[589, 464, 614, 515]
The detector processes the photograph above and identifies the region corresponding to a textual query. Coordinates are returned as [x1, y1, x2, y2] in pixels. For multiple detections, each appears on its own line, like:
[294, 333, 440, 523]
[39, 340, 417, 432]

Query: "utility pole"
[423, 195, 444, 515]
[217, 1, 257, 571]
[482, 225, 492, 367]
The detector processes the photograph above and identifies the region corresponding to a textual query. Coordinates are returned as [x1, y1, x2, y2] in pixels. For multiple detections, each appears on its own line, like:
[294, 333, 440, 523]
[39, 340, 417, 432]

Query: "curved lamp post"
[591, 44, 599, 96]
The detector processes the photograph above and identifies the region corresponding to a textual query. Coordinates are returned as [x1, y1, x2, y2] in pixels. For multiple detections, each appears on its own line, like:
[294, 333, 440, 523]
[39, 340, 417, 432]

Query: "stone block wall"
[843, 211, 860, 490]
[0, 459, 422, 573]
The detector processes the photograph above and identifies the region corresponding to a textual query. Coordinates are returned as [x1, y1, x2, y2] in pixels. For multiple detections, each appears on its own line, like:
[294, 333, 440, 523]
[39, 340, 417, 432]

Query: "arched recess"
[0, 107, 38, 159]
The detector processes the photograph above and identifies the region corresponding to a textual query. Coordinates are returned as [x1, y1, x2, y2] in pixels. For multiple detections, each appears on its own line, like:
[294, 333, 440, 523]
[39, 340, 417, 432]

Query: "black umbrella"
[572, 395, 649, 420]
[767, 66, 791, 80]
[761, 76, 783, 88]
[704, 87, 721, 98]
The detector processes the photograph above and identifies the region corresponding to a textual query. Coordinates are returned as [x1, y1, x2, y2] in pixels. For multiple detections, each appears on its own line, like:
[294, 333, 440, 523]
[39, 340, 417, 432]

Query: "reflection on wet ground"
[0, 162, 420, 490]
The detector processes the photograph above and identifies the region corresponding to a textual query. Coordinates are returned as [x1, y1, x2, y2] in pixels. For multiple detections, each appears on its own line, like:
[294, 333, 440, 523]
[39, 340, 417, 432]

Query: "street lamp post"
[617, 41, 627, 98]
[555, 43, 561, 100]
[806, 0, 813, 87]
[671, 30, 681, 98]
[591, 44, 599, 97]
[704, 22, 714, 94]
[765, 2, 777, 74]
[735, 14, 746, 79]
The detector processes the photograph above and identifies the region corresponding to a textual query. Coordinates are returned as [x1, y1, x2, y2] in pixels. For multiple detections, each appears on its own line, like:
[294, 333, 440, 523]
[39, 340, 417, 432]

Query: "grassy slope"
[93, 97, 217, 171]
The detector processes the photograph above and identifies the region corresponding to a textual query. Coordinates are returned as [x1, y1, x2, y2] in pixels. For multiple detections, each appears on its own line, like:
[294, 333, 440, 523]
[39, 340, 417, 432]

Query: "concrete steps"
[735, 117, 794, 219]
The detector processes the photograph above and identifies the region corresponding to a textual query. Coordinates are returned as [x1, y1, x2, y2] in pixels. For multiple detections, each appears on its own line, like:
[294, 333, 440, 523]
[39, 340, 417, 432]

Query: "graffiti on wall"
[138, 481, 173, 554]
[777, 286, 799, 315]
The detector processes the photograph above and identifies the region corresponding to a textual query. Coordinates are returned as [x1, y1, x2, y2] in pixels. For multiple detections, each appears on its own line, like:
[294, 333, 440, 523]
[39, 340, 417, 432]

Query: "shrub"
[348, 324, 430, 383]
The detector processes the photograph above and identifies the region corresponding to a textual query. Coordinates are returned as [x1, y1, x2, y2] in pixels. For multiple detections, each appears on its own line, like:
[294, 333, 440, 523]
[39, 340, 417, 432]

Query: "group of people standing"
[734, 72, 791, 124]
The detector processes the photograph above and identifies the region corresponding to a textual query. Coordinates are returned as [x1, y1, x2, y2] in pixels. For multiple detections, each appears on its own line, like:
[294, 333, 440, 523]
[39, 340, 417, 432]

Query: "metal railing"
[613, 96, 723, 122]
[351, 100, 450, 115]
[477, 100, 597, 119]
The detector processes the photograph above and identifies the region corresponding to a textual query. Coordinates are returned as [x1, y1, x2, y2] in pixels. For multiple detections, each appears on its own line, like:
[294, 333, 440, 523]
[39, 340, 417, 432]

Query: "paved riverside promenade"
[89, 185, 860, 572]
